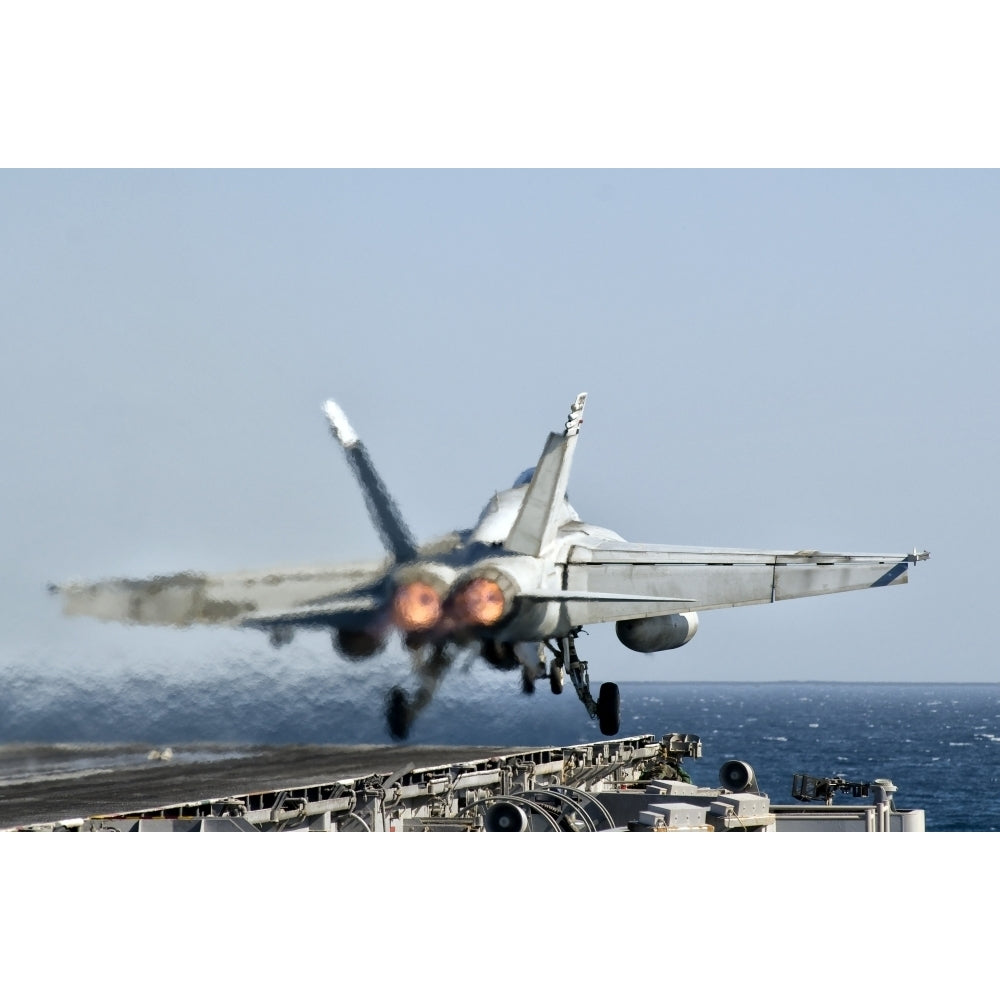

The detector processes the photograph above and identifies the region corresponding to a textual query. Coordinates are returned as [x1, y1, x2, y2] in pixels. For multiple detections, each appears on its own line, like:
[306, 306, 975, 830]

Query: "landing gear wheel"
[549, 662, 564, 695]
[386, 686, 412, 741]
[521, 670, 536, 695]
[597, 682, 621, 736]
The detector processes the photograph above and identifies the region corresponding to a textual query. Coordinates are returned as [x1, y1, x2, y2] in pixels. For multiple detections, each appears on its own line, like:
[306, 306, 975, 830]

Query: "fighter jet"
[52, 392, 929, 739]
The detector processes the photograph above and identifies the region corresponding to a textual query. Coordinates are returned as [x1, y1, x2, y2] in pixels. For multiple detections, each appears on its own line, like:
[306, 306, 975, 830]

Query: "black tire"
[521, 672, 536, 695]
[597, 682, 621, 736]
[549, 665, 564, 695]
[386, 687, 412, 741]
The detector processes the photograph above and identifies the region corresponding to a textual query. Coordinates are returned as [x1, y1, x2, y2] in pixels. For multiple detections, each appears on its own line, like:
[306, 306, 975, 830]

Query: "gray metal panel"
[640, 803, 709, 828]
[772, 810, 873, 832]
[774, 561, 906, 600]
[710, 793, 772, 821]
[564, 556, 774, 623]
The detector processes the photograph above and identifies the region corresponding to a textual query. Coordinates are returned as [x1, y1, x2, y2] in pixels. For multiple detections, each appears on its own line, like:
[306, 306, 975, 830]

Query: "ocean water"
[2, 651, 997, 832]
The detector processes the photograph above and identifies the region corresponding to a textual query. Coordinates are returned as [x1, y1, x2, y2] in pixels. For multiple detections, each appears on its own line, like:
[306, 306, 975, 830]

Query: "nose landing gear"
[385, 642, 454, 741]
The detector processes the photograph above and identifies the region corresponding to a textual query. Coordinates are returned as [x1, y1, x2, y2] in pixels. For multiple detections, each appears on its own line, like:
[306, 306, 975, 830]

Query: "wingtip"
[322, 399, 359, 447]
[565, 392, 587, 435]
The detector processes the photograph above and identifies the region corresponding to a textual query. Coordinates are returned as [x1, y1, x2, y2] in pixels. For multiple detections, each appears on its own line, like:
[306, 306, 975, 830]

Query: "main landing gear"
[545, 633, 621, 737]
[384, 633, 622, 740]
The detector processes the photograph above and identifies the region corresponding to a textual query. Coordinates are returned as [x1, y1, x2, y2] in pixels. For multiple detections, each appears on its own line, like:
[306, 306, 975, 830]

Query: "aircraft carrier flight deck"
[0, 734, 925, 833]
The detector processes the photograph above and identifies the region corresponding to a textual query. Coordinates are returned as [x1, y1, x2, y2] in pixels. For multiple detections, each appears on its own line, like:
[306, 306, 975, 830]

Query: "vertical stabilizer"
[504, 392, 587, 557]
[323, 400, 418, 564]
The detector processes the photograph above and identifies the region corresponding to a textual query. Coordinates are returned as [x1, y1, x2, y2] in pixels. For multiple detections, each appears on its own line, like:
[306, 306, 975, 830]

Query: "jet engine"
[334, 562, 459, 658]
[447, 567, 519, 630]
[390, 563, 457, 637]
[615, 612, 699, 653]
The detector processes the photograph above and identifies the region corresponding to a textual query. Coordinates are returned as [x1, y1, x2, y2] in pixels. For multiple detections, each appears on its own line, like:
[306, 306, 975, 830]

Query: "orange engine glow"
[451, 578, 507, 627]
[392, 581, 443, 632]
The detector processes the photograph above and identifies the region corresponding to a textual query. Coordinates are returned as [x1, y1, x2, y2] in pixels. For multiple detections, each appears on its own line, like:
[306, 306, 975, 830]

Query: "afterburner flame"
[391, 581, 442, 632]
[450, 578, 507, 627]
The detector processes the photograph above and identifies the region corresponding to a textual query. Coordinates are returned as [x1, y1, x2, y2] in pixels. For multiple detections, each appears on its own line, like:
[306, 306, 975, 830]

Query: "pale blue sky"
[2, 169, 995, 682]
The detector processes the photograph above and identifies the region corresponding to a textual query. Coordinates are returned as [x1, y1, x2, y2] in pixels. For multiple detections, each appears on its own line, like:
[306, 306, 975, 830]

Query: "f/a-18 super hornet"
[53, 392, 929, 739]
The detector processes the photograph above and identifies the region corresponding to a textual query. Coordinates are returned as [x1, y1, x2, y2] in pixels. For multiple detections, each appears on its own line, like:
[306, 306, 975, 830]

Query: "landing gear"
[549, 661, 564, 695]
[519, 643, 547, 695]
[384, 642, 453, 741]
[385, 686, 413, 741]
[546, 633, 621, 736]
[481, 640, 548, 696]
[385, 631, 624, 739]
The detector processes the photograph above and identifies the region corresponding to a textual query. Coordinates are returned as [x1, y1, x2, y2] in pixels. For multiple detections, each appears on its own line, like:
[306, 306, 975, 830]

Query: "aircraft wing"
[240, 596, 383, 631]
[560, 543, 930, 626]
[51, 560, 389, 629]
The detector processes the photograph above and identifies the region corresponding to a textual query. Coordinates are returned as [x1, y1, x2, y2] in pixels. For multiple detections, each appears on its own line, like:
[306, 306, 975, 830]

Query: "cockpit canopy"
[471, 466, 578, 545]
[512, 466, 569, 500]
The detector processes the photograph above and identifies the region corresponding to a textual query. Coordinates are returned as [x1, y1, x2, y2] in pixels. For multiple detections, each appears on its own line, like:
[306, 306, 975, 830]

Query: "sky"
[1, 168, 996, 684]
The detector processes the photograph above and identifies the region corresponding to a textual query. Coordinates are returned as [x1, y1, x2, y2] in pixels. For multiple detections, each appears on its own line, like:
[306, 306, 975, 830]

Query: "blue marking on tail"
[871, 562, 908, 587]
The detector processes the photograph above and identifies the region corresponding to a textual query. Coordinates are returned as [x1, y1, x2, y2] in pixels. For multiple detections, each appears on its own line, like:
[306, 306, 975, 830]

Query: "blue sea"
[3, 652, 998, 832]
